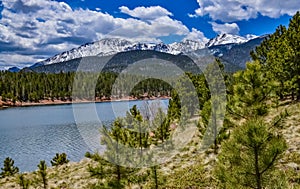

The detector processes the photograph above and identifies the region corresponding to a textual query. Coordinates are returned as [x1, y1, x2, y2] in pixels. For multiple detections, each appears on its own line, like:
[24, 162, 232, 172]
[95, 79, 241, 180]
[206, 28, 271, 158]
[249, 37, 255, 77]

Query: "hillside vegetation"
[0, 11, 300, 189]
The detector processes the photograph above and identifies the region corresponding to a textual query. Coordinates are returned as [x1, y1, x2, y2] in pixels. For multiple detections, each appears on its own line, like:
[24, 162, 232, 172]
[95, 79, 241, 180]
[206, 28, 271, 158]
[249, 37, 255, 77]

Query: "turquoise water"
[0, 99, 168, 172]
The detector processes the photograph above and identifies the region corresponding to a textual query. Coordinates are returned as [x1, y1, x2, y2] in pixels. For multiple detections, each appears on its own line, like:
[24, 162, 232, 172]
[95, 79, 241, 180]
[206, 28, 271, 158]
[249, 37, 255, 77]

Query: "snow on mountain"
[206, 33, 251, 47]
[169, 39, 206, 54]
[245, 34, 258, 40]
[37, 39, 206, 66]
[124, 42, 174, 54]
[35, 34, 258, 66]
[39, 38, 133, 65]
[124, 40, 206, 55]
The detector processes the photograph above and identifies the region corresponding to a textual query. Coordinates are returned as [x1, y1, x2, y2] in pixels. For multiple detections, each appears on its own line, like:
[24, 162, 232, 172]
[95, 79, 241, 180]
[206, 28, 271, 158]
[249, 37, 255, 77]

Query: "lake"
[0, 99, 169, 172]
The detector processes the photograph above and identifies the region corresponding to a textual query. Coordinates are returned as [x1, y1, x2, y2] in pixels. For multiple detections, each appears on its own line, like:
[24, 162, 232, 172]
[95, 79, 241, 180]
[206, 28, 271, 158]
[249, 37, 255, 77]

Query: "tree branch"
[260, 150, 279, 175]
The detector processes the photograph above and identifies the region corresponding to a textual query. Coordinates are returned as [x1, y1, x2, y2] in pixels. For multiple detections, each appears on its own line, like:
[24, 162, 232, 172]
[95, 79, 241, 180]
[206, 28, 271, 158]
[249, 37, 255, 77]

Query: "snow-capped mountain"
[206, 33, 258, 47]
[124, 42, 174, 54]
[125, 40, 206, 55]
[169, 39, 206, 54]
[245, 34, 259, 41]
[26, 34, 266, 74]
[36, 38, 207, 66]
[39, 38, 133, 66]
[33, 34, 259, 67]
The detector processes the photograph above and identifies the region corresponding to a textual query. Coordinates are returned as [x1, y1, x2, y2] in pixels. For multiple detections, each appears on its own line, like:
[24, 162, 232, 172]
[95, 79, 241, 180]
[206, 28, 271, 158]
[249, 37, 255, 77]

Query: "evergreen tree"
[188, 73, 210, 110]
[251, 11, 300, 100]
[215, 118, 287, 189]
[199, 59, 227, 152]
[174, 73, 199, 116]
[229, 61, 272, 119]
[152, 107, 170, 143]
[0, 71, 173, 104]
[167, 89, 181, 120]
[37, 160, 48, 189]
[50, 153, 70, 166]
[286, 11, 300, 100]
[17, 174, 31, 189]
[0, 157, 19, 178]
[99, 105, 171, 188]
[100, 118, 136, 188]
[150, 165, 159, 189]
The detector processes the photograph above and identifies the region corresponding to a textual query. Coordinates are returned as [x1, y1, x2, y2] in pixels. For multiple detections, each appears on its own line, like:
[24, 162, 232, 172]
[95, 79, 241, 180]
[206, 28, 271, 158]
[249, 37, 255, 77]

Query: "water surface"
[0, 100, 168, 172]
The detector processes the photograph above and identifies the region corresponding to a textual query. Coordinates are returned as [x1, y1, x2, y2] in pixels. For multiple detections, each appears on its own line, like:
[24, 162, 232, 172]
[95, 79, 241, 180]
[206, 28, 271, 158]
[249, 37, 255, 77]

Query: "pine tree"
[215, 118, 287, 189]
[50, 153, 70, 166]
[167, 89, 181, 120]
[37, 160, 48, 189]
[251, 11, 300, 100]
[126, 105, 148, 158]
[100, 118, 136, 187]
[0, 157, 19, 178]
[151, 165, 159, 189]
[229, 61, 272, 119]
[200, 59, 227, 152]
[17, 174, 31, 189]
[286, 11, 300, 100]
[99, 105, 169, 187]
[174, 73, 199, 116]
[152, 107, 170, 143]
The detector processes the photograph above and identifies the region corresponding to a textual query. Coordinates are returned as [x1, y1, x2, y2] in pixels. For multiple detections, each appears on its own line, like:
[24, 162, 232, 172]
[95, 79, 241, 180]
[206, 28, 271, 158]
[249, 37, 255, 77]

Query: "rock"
[287, 162, 299, 170]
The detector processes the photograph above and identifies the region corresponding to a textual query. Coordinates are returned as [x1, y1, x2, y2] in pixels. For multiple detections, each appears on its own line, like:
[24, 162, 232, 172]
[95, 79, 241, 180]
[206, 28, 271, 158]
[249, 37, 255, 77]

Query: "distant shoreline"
[0, 96, 170, 109]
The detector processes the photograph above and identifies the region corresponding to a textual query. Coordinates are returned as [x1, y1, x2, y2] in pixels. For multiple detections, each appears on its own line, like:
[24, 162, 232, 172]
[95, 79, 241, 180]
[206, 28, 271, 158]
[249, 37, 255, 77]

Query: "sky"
[0, 0, 299, 69]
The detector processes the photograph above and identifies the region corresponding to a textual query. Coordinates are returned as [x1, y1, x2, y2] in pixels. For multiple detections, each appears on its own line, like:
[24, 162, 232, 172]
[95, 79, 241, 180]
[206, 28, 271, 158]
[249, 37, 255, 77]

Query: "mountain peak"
[245, 34, 259, 40]
[169, 39, 206, 54]
[206, 33, 249, 47]
[8, 67, 21, 73]
[39, 38, 133, 65]
[34, 34, 259, 67]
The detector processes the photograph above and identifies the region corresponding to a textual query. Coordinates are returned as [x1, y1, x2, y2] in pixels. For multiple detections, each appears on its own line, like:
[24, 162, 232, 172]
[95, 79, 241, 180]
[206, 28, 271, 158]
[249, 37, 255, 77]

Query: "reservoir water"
[0, 99, 169, 172]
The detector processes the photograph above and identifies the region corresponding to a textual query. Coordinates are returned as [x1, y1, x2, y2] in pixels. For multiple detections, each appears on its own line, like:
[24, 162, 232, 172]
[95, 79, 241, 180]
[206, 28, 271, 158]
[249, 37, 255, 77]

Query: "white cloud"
[0, 1, 199, 69]
[187, 13, 198, 18]
[183, 28, 209, 43]
[0, 54, 43, 69]
[210, 22, 240, 34]
[119, 6, 173, 20]
[192, 0, 300, 22]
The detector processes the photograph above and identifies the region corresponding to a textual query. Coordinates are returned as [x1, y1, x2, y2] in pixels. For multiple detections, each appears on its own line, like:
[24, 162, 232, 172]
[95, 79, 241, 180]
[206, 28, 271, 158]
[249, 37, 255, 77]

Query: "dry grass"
[0, 158, 98, 189]
[0, 101, 299, 188]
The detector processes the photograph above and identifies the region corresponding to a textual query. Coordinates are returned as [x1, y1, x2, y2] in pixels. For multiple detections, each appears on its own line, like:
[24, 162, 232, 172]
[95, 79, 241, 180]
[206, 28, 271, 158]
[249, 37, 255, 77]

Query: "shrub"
[51, 153, 70, 166]
[0, 157, 19, 178]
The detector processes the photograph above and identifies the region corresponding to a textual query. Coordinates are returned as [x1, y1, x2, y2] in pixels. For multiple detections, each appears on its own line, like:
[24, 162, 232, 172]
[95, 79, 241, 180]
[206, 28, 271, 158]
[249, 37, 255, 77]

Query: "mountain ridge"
[31, 33, 261, 68]
[206, 33, 258, 47]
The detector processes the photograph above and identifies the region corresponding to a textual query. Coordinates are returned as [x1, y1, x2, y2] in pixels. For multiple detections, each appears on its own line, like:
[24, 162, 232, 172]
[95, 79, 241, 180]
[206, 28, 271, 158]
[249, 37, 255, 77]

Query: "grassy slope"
[0, 101, 299, 189]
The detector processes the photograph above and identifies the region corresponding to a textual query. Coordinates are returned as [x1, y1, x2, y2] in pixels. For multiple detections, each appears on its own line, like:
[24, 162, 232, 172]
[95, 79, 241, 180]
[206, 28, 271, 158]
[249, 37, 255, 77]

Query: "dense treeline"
[0, 71, 174, 103]
[0, 71, 74, 102]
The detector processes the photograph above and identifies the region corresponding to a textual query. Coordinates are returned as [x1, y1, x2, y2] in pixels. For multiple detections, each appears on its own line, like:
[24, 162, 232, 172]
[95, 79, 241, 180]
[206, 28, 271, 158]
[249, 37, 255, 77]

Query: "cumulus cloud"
[0, 54, 44, 69]
[192, 0, 300, 22]
[0, 1, 197, 69]
[119, 6, 173, 20]
[183, 28, 209, 43]
[210, 22, 240, 34]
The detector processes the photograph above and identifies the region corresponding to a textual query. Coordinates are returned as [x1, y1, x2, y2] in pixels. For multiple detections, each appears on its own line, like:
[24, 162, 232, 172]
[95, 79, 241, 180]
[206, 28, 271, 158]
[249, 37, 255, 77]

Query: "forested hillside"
[0, 71, 174, 105]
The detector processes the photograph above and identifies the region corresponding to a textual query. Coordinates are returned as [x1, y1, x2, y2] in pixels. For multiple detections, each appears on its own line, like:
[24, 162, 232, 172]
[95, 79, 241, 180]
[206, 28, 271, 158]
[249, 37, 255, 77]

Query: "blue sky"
[0, 0, 298, 69]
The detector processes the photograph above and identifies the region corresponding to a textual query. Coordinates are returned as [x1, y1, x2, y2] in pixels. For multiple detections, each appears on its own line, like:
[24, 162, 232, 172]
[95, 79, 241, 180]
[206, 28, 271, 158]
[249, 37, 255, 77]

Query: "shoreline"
[0, 96, 171, 109]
